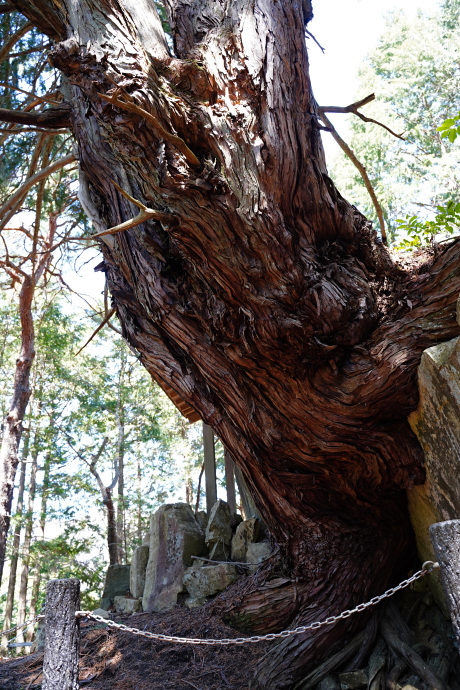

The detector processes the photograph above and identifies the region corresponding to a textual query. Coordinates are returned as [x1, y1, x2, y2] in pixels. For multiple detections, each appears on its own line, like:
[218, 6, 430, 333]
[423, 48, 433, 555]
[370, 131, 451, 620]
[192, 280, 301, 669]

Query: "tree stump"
[429, 520, 460, 646]
[42, 578, 80, 690]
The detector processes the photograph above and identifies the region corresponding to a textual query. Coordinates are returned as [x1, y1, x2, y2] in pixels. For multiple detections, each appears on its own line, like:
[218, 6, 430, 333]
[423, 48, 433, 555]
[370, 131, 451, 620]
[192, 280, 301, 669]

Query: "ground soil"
[0, 605, 268, 689]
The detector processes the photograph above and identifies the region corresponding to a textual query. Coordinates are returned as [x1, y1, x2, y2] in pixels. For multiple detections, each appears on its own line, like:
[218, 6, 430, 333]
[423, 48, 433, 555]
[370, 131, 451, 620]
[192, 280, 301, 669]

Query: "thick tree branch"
[318, 94, 405, 141]
[318, 110, 387, 244]
[0, 105, 71, 129]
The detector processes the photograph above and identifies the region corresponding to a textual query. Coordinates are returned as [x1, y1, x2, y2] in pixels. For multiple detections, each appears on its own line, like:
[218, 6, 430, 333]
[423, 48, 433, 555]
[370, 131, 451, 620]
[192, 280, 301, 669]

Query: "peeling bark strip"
[9, 0, 460, 686]
[42, 579, 80, 690]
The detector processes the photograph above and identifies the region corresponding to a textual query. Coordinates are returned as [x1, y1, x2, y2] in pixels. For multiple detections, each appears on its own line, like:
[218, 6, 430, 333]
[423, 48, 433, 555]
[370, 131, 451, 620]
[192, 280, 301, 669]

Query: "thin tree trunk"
[115, 349, 125, 564]
[26, 445, 51, 645]
[136, 448, 142, 542]
[0, 423, 30, 651]
[0, 275, 35, 585]
[0, 213, 56, 584]
[104, 488, 119, 566]
[7, 0, 460, 685]
[15, 418, 39, 645]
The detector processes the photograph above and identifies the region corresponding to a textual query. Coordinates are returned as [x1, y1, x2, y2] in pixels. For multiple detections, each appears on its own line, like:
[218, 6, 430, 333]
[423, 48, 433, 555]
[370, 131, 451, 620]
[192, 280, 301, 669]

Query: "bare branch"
[0, 20, 32, 63]
[74, 307, 116, 356]
[0, 152, 75, 226]
[0, 105, 71, 129]
[318, 93, 405, 141]
[305, 29, 325, 53]
[318, 110, 387, 245]
[0, 4, 15, 14]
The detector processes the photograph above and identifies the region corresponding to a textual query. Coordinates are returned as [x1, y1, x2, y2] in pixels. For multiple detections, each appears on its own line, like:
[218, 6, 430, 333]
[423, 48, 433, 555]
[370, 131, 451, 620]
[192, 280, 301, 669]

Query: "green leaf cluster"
[437, 112, 460, 143]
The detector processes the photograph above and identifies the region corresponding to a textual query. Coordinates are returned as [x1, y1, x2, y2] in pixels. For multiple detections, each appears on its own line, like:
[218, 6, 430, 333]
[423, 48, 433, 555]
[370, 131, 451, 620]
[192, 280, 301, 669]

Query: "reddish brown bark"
[0, 215, 56, 584]
[6, 1, 460, 686]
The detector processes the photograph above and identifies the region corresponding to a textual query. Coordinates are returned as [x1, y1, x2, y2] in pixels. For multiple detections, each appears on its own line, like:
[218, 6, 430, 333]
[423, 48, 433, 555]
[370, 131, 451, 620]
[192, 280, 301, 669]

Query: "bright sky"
[308, 0, 440, 155]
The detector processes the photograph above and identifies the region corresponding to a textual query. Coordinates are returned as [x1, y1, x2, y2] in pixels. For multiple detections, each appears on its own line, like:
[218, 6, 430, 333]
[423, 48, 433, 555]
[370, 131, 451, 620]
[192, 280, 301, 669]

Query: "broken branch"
[74, 307, 116, 356]
[98, 90, 200, 168]
[318, 110, 387, 245]
[318, 93, 405, 141]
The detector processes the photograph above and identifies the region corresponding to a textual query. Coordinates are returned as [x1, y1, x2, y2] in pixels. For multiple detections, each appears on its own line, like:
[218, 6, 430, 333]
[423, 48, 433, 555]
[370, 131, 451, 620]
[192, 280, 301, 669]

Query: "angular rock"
[143, 503, 206, 612]
[407, 335, 460, 611]
[205, 499, 232, 547]
[339, 670, 367, 690]
[183, 563, 238, 599]
[209, 541, 230, 561]
[100, 564, 131, 610]
[195, 510, 208, 532]
[114, 596, 142, 614]
[92, 608, 111, 619]
[246, 542, 272, 573]
[32, 617, 46, 653]
[130, 544, 149, 598]
[231, 517, 261, 562]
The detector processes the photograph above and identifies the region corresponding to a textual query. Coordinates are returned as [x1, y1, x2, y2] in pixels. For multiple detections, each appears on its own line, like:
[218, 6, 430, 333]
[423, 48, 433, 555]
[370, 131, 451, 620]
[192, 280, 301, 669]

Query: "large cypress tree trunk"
[7, 1, 460, 686]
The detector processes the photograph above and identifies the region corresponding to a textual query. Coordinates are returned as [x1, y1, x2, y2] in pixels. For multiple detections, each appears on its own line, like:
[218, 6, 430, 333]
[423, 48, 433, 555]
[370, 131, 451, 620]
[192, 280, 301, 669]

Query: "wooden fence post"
[429, 519, 460, 646]
[42, 578, 80, 690]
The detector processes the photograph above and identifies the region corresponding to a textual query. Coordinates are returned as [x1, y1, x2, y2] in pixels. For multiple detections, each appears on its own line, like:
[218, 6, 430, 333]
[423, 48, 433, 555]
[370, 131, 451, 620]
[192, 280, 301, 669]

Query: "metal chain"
[75, 561, 439, 646]
[0, 614, 44, 639]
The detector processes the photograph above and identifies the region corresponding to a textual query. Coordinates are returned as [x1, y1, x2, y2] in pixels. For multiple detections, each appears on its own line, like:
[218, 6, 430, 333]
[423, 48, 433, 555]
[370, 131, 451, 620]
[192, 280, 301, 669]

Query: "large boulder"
[130, 545, 149, 598]
[407, 332, 460, 610]
[100, 564, 131, 610]
[143, 503, 206, 612]
[205, 499, 232, 548]
[183, 563, 238, 600]
[231, 517, 261, 562]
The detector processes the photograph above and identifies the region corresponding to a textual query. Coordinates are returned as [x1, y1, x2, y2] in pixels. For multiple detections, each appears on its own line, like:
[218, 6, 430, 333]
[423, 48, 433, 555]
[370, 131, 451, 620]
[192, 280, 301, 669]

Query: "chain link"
[75, 561, 439, 646]
[0, 614, 44, 639]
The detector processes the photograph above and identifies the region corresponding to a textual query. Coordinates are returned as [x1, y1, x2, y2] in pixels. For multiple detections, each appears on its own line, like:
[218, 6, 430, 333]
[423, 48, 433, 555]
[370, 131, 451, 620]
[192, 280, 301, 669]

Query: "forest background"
[0, 0, 459, 652]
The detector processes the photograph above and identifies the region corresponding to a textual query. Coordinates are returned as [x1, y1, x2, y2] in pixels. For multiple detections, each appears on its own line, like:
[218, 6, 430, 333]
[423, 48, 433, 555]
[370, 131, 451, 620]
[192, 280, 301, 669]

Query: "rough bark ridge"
[9, 1, 460, 686]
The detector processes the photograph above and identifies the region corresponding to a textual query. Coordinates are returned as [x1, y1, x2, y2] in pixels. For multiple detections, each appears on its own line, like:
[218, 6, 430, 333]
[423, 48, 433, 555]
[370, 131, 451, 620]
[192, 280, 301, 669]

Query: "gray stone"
[143, 503, 206, 612]
[246, 542, 272, 573]
[185, 596, 207, 609]
[195, 510, 208, 531]
[205, 499, 232, 547]
[231, 517, 261, 562]
[92, 608, 111, 619]
[100, 564, 131, 610]
[407, 335, 460, 611]
[114, 596, 142, 615]
[209, 541, 230, 561]
[183, 563, 238, 599]
[339, 670, 367, 690]
[130, 545, 149, 598]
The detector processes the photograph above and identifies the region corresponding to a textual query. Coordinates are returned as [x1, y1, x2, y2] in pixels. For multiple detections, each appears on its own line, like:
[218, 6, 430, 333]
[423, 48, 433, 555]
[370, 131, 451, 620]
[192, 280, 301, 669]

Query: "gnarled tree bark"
[6, 1, 460, 686]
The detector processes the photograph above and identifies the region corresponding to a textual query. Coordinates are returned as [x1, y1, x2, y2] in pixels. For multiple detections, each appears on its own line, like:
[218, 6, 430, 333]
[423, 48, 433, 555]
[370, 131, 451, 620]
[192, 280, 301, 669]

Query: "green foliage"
[438, 112, 460, 143]
[395, 201, 460, 248]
